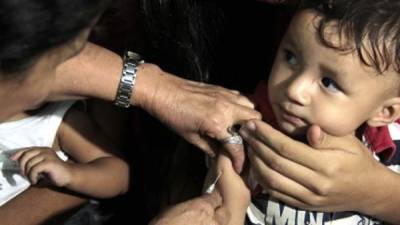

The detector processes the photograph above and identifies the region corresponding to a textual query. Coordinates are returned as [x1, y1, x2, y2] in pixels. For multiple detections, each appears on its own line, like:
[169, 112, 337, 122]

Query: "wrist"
[132, 63, 165, 109]
[358, 165, 400, 222]
[64, 163, 80, 189]
[114, 51, 143, 108]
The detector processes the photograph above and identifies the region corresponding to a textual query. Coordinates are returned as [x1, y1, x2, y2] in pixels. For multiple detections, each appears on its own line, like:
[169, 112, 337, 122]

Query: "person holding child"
[210, 0, 400, 224]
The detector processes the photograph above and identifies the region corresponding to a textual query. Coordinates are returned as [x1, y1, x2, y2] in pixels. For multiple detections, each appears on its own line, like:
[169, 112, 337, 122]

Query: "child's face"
[268, 10, 400, 137]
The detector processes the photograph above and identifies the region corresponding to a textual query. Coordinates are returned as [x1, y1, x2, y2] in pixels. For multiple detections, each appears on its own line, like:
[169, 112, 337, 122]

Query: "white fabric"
[0, 101, 74, 206]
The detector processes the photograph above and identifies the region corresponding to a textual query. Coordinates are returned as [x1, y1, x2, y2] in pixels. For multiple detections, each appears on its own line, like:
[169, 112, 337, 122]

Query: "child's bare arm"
[55, 104, 129, 198]
[206, 154, 250, 225]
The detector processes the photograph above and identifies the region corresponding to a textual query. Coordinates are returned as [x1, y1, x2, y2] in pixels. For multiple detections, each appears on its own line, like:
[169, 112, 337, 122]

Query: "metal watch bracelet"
[114, 51, 143, 108]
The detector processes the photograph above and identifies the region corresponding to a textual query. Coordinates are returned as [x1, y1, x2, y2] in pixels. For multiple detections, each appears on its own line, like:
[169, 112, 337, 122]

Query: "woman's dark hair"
[301, 0, 400, 74]
[140, 0, 222, 82]
[0, 0, 111, 74]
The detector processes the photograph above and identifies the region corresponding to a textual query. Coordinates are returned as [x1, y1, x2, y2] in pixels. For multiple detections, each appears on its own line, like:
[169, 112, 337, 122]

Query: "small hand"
[11, 147, 72, 187]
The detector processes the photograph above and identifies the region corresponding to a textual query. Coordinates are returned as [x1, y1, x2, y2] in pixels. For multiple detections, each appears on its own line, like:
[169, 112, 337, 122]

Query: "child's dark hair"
[0, 0, 111, 75]
[301, 0, 400, 74]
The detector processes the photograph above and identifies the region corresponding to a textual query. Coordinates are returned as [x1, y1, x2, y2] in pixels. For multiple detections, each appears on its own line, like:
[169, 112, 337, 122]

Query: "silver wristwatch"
[114, 51, 143, 108]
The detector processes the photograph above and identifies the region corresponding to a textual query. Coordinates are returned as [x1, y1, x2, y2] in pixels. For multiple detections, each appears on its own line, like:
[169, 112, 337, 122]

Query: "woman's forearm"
[53, 42, 260, 171]
[52, 42, 162, 109]
[52, 42, 123, 101]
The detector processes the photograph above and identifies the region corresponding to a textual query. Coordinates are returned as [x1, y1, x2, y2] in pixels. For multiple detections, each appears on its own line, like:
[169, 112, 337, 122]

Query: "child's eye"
[321, 77, 340, 92]
[284, 49, 298, 66]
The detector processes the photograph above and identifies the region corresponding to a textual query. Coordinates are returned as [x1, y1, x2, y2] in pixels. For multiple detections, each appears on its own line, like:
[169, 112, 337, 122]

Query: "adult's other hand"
[149, 191, 230, 225]
[54, 44, 261, 172]
[240, 120, 400, 223]
[136, 65, 261, 172]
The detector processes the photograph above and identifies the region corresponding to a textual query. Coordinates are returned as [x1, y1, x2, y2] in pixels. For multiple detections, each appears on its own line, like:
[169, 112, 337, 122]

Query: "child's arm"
[13, 105, 129, 199]
[58, 104, 130, 198]
[206, 154, 250, 225]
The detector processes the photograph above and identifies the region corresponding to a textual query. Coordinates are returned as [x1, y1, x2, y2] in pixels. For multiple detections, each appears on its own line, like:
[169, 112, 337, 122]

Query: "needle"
[205, 170, 222, 194]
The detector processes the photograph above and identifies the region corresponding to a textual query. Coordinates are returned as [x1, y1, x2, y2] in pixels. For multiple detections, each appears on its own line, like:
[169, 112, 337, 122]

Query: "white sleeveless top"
[0, 101, 74, 206]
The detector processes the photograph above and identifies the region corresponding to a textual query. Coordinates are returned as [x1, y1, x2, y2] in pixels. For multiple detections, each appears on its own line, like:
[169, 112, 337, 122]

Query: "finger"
[28, 161, 48, 185]
[264, 189, 323, 212]
[231, 94, 256, 109]
[230, 106, 262, 124]
[306, 125, 324, 148]
[240, 120, 322, 170]
[248, 148, 321, 203]
[229, 89, 240, 95]
[25, 155, 45, 179]
[307, 124, 360, 152]
[214, 127, 244, 173]
[18, 150, 42, 175]
[199, 84, 254, 108]
[221, 143, 245, 173]
[10, 150, 25, 161]
[191, 135, 218, 157]
[264, 185, 341, 212]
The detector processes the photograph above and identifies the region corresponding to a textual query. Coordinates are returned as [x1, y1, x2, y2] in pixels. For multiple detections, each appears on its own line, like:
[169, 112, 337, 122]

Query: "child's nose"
[285, 76, 311, 106]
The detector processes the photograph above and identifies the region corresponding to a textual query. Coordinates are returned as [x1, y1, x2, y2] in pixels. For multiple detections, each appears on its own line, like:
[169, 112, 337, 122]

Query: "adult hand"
[135, 65, 261, 172]
[53, 44, 260, 172]
[149, 191, 230, 225]
[240, 120, 397, 219]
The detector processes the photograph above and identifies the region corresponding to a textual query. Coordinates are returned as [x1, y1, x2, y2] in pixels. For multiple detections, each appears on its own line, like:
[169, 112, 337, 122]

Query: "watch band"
[114, 51, 143, 108]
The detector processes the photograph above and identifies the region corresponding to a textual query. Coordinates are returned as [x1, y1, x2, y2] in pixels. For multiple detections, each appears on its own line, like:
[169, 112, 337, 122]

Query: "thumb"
[306, 125, 325, 148]
[307, 124, 360, 151]
[210, 206, 230, 225]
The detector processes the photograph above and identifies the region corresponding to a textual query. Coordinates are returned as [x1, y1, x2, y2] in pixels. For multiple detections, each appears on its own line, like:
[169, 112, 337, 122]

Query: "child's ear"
[367, 97, 400, 127]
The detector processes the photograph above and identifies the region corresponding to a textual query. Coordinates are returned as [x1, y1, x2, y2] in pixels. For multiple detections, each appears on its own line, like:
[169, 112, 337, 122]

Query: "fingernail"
[234, 162, 243, 173]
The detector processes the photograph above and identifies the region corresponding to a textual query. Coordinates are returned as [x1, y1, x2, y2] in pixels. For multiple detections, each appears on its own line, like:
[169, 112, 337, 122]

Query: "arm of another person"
[150, 191, 230, 225]
[51, 42, 261, 172]
[55, 104, 129, 198]
[0, 185, 87, 225]
[240, 120, 400, 224]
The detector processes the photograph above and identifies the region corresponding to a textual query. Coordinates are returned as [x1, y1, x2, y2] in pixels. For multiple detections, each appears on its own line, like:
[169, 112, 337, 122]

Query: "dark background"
[89, 1, 295, 224]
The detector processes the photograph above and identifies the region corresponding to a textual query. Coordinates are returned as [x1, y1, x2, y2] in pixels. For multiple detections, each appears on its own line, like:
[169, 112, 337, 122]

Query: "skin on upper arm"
[57, 102, 120, 162]
[56, 102, 129, 198]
